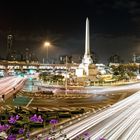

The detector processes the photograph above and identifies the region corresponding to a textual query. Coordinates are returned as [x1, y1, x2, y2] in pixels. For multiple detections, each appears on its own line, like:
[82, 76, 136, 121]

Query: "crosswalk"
[5, 105, 12, 110]
[13, 89, 90, 100]
[1, 106, 5, 110]
[0, 105, 13, 111]
[25, 106, 81, 112]
[0, 105, 88, 112]
[16, 91, 25, 97]
[33, 96, 89, 100]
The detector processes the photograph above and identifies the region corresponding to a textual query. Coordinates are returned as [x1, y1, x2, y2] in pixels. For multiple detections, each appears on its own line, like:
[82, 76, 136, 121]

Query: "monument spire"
[85, 17, 90, 56]
[82, 17, 93, 64]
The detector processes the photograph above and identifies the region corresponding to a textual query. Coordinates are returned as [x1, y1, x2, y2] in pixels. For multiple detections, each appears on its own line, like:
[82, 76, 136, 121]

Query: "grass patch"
[13, 97, 31, 106]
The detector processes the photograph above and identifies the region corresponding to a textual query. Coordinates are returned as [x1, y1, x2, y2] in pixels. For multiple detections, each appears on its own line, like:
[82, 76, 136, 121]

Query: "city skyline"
[0, 0, 140, 63]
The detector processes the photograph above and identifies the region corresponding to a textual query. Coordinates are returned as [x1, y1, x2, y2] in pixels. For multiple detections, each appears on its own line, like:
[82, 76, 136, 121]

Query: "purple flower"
[0, 124, 10, 132]
[8, 116, 17, 124]
[3, 124, 10, 131]
[0, 125, 4, 132]
[7, 134, 17, 140]
[49, 119, 58, 125]
[30, 114, 38, 122]
[5, 124, 10, 129]
[29, 114, 43, 123]
[15, 114, 20, 120]
[38, 115, 43, 123]
[18, 128, 24, 134]
[8, 115, 19, 124]
[83, 132, 89, 137]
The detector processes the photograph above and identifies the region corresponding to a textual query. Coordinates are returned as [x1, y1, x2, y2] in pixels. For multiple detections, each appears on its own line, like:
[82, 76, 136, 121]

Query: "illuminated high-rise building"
[6, 34, 13, 60]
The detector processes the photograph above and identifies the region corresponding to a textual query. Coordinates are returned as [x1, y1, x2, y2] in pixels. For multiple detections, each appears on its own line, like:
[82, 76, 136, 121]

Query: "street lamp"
[44, 41, 51, 64]
[65, 56, 68, 95]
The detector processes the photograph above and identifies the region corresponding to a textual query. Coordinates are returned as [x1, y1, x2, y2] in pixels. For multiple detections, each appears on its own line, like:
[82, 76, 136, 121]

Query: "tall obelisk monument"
[76, 17, 97, 77]
[82, 17, 93, 65]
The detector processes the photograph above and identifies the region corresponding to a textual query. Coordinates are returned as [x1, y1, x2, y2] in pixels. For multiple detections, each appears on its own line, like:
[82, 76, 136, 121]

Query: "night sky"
[0, 0, 140, 63]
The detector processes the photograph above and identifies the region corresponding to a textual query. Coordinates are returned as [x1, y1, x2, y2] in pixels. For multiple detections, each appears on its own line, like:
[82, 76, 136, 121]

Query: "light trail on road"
[90, 82, 140, 94]
[50, 89, 140, 140]
[0, 76, 26, 99]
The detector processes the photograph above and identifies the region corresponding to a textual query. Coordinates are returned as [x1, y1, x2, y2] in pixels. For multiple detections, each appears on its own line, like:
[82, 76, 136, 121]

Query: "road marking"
[61, 107, 71, 111]
[1, 106, 5, 110]
[41, 107, 53, 111]
[6, 105, 12, 109]
[26, 98, 34, 108]
[52, 107, 60, 111]
[30, 107, 37, 110]
[22, 106, 30, 111]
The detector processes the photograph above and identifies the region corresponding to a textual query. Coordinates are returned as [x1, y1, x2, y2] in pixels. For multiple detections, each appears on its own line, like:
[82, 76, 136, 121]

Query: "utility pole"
[65, 56, 68, 95]
[133, 53, 136, 63]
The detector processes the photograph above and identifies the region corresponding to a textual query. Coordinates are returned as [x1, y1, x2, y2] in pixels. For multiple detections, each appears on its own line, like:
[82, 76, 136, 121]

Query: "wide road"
[51, 89, 140, 140]
[85, 82, 140, 94]
[39, 81, 140, 95]
[0, 76, 26, 100]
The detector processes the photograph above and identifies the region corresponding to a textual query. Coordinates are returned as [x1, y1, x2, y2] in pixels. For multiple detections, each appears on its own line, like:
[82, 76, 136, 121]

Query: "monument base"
[76, 63, 98, 80]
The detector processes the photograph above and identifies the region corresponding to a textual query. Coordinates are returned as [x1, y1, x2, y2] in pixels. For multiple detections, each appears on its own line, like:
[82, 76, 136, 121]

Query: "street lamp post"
[44, 41, 51, 64]
[65, 56, 68, 95]
[43, 58, 44, 64]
